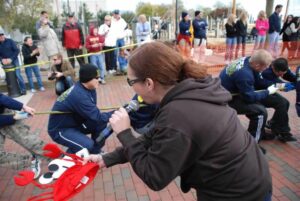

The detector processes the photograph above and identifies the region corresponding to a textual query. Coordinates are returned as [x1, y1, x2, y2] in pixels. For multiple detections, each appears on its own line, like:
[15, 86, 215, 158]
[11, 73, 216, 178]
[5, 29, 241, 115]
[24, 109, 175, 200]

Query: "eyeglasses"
[127, 77, 145, 86]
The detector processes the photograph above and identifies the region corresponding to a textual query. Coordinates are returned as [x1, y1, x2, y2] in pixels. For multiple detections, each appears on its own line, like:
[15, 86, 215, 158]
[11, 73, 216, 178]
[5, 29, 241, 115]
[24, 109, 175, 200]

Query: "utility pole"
[232, 0, 236, 15]
[284, 0, 290, 20]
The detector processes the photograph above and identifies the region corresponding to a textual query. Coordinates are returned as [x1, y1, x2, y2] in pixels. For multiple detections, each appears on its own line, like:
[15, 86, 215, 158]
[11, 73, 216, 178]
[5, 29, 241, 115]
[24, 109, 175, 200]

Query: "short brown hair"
[128, 42, 207, 86]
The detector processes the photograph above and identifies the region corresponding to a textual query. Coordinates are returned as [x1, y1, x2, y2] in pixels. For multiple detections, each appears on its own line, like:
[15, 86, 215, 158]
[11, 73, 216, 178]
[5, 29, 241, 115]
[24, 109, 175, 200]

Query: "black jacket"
[103, 76, 272, 201]
[235, 20, 248, 36]
[225, 23, 237, 38]
[22, 44, 39, 65]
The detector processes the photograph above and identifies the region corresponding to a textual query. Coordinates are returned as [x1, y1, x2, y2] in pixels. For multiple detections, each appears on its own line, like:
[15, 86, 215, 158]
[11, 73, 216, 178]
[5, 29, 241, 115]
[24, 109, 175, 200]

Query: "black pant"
[104, 46, 117, 71]
[229, 93, 290, 141]
[66, 48, 85, 68]
[229, 96, 267, 142]
[260, 93, 290, 133]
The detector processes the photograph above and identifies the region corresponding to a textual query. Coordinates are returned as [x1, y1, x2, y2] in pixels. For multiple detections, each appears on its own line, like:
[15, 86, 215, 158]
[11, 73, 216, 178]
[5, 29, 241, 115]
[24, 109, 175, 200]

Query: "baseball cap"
[113, 9, 120, 15]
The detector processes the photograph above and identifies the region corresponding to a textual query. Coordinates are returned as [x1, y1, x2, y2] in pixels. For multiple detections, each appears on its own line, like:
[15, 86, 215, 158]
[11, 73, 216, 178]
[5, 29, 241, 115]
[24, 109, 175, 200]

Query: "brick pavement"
[0, 46, 300, 201]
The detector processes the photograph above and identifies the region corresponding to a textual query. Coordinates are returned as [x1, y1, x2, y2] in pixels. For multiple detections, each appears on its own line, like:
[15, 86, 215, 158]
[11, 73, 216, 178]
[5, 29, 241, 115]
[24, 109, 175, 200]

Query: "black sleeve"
[61, 25, 65, 47]
[21, 45, 31, 60]
[77, 24, 84, 45]
[283, 69, 297, 83]
[116, 127, 192, 191]
[102, 147, 128, 167]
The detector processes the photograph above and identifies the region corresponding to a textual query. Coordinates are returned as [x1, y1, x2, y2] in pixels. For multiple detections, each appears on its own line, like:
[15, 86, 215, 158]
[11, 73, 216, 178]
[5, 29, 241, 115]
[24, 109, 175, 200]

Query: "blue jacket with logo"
[192, 18, 208, 39]
[129, 94, 159, 129]
[219, 57, 269, 103]
[48, 82, 112, 133]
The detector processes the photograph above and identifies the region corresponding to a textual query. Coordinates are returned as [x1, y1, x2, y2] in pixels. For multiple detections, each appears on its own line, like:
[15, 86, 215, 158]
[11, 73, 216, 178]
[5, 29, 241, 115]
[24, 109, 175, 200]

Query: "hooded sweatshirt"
[102, 76, 272, 201]
[85, 26, 105, 53]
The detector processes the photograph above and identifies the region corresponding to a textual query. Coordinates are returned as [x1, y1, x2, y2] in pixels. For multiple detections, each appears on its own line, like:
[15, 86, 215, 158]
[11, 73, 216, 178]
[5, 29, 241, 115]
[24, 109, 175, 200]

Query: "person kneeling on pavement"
[48, 53, 75, 96]
[219, 49, 296, 144]
[257, 57, 297, 141]
[0, 93, 42, 178]
[48, 64, 113, 154]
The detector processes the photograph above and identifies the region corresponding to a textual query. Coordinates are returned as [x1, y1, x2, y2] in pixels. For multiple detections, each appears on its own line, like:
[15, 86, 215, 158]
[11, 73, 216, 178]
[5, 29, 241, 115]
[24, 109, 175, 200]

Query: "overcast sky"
[105, 0, 299, 17]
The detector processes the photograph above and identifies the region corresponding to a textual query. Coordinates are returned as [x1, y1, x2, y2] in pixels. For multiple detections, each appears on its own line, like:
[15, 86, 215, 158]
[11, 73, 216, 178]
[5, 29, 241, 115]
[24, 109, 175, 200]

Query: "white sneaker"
[31, 158, 41, 179]
[40, 87, 45, 91]
[101, 79, 106, 84]
[31, 89, 36, 93]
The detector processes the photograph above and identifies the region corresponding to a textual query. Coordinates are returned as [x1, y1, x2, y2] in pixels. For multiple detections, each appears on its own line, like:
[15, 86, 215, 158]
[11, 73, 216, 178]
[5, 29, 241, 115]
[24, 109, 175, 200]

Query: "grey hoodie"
[103, 76, 272, 201]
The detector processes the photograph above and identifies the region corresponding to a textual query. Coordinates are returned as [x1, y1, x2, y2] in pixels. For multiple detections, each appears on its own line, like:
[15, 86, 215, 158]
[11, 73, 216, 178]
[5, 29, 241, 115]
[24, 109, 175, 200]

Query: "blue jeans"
[254, 35, 266, 50]
[115, 38, 125, 69]
[264, 191, 272, 201]
[89, 54, 105, 79]
[25, 65, 43, 90]
[12, 59, 26, 93]
[55, 76, 73, 95]
[268, 32, 280, 57]
[49, 123, 103, 154]
[235, 36, 246, 58]
[225, 37, 236, 61]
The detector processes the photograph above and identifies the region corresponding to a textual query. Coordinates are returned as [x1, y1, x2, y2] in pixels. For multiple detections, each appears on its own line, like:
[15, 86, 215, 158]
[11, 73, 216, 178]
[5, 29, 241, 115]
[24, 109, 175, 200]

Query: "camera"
[48, 72, 57, 80]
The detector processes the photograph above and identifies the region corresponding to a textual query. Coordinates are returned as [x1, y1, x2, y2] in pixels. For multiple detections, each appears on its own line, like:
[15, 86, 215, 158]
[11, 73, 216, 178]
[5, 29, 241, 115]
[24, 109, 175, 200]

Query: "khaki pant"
[0, 120, 46, 170]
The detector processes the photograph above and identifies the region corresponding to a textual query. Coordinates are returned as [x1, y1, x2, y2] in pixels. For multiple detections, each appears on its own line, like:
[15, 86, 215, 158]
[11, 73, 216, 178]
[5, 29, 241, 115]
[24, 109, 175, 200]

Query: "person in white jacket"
[136, 14, 151, 45]
[99, 15, 117, 74]
[38, 17, 61, 59]
[111, 10, 127, 49]
[111, 10, 128, 74]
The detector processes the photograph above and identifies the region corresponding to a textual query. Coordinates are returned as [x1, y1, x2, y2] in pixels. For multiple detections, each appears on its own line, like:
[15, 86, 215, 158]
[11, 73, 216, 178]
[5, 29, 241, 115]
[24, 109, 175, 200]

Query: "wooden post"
[232, 0, 236, 15]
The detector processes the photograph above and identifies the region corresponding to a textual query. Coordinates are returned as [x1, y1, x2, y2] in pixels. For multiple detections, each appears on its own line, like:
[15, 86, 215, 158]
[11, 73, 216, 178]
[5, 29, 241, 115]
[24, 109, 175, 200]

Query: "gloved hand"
[267, 84, 279, 95]
[283, 83, 295, 92]
[13, 111, 29, 120]
[275, 83, 285, 90]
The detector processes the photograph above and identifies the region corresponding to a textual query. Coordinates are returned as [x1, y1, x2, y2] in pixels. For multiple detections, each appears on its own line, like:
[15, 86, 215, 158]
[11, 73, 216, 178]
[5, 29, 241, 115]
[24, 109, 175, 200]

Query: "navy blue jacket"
[48, 82, 112, 133]
[268, 12, 281, 33]
[0, 38, 19, 63]
[129, 94, 159, 129]
[219, 57, 269, 103]
[0, 93, 23, 127]
[179, 20, 191, 36]
[257, 66, 297, 89]
[192, 18, 207, 39]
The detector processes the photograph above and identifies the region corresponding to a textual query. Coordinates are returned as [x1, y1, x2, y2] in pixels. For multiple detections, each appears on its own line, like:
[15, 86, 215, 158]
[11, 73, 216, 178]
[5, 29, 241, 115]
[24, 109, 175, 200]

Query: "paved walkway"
[0, 72, 299, 201]
[0, 42, 300, 201]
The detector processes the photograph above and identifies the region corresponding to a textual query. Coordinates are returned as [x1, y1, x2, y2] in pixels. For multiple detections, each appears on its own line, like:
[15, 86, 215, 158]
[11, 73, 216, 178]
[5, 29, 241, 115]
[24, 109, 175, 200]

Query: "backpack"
[14, 143, 100, 201]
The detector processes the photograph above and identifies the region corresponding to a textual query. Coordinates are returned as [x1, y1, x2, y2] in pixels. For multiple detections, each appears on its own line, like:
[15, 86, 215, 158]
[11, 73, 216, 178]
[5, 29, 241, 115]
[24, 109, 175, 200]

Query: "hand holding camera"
[48, 72, 57, 80]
